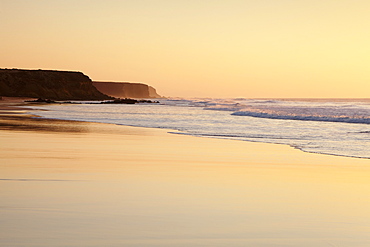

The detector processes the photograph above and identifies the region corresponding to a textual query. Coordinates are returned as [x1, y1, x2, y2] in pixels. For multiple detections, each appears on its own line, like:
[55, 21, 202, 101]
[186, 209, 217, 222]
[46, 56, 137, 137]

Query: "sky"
[1, 0, 370, 98]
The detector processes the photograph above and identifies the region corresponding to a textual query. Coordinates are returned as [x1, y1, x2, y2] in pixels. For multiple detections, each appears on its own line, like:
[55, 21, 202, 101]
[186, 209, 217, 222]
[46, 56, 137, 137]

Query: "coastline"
[2, 97, 370, 246]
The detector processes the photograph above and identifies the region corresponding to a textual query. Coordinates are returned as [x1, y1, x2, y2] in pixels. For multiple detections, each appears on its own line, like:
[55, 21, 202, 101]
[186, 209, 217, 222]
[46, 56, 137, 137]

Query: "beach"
[1, 98, 370, 246]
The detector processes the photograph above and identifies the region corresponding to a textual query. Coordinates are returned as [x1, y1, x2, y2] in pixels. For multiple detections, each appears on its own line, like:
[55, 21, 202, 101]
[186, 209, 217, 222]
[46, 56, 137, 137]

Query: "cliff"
[0, 69, 111, 100]
[93, 81, 161, 98]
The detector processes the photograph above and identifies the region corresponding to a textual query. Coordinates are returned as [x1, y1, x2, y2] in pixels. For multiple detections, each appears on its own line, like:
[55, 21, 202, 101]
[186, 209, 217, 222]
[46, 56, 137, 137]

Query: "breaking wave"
[231, 111, 370, 124]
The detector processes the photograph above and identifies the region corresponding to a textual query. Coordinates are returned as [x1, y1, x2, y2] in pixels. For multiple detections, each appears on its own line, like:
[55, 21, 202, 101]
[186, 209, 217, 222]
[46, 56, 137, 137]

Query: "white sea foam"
[231, 110, 370, 124]
[204, 98, 370, 124]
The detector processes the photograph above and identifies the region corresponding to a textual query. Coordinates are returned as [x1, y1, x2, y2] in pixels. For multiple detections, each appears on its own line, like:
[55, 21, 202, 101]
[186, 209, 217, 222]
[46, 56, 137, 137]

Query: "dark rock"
[25, 98, 56, 103]
[101, 98, 159, 104]
[0, 69, 111, 100]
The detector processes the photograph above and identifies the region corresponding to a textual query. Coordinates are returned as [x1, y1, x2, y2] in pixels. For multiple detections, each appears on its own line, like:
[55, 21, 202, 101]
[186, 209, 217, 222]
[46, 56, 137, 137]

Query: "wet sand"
[1, 98, 370, 246]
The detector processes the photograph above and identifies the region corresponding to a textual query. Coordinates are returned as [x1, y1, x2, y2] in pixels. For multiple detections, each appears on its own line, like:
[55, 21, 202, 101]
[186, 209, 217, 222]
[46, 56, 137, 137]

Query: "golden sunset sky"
[1, 0, 370, 98]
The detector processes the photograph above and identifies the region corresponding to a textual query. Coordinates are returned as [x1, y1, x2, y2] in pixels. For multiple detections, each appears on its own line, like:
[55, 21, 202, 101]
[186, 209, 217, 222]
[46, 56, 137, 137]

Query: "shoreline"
[2, 97, 370, 168]
[3, 96, 369, 161]
[1, 96, 370, 169]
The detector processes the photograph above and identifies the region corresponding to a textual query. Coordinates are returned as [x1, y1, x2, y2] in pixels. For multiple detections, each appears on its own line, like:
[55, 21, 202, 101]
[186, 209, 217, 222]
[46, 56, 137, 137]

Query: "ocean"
[26, 98, 370, 159]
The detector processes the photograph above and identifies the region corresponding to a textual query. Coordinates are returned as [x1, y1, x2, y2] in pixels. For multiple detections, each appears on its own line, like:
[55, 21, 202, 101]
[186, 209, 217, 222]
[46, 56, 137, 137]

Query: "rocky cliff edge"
[0, 69, 111, 100]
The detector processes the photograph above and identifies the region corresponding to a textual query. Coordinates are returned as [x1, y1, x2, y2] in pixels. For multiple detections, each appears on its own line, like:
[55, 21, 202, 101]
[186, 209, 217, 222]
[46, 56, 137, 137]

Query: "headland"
[0, 69, 161, 101]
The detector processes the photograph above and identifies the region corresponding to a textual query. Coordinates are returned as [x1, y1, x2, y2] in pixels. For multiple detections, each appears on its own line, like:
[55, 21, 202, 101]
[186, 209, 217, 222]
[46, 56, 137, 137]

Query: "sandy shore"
[1, 97, 370, 246]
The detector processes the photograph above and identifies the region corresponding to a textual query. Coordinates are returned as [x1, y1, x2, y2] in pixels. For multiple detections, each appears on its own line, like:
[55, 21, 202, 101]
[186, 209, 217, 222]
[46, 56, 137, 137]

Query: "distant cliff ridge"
[0, 69, 161, 100]
[0, 69, 110, 100]
[93, 81, 161, 98]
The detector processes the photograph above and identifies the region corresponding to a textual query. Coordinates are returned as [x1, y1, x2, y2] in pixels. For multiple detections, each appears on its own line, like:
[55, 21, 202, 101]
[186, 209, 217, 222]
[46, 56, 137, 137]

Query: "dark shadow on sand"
[0, 114, 88, 133]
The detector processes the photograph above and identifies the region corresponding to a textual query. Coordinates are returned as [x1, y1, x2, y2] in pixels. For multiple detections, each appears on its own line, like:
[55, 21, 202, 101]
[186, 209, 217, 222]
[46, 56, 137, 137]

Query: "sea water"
[26, 98, 370, 159]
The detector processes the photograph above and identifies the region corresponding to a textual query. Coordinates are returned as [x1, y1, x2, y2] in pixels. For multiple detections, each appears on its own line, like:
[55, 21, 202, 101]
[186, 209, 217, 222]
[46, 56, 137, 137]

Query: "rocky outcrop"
[0, 69, 111, 100]
[93, 81, 161, 98]
[101, 98, 159, 104]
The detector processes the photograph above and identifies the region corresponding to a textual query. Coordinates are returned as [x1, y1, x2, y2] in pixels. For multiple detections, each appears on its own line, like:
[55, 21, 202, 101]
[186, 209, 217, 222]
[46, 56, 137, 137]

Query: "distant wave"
[231, 111, 370, 124]
[250, 100, 279, 104]
[204, 105, 243, 112]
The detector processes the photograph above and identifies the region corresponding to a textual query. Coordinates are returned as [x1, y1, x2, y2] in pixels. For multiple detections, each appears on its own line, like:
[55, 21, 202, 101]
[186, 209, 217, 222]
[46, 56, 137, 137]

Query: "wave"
[231, 110, 370, 124]
[25, 98, 370, 159]
[204, 104, 243, 112]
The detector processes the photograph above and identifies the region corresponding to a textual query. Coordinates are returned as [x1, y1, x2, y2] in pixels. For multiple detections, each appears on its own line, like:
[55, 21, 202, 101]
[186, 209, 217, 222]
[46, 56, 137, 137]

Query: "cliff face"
[93, 81, 161, 98]
[148, 86, 160, 98]
[0, 69, 111, 100]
